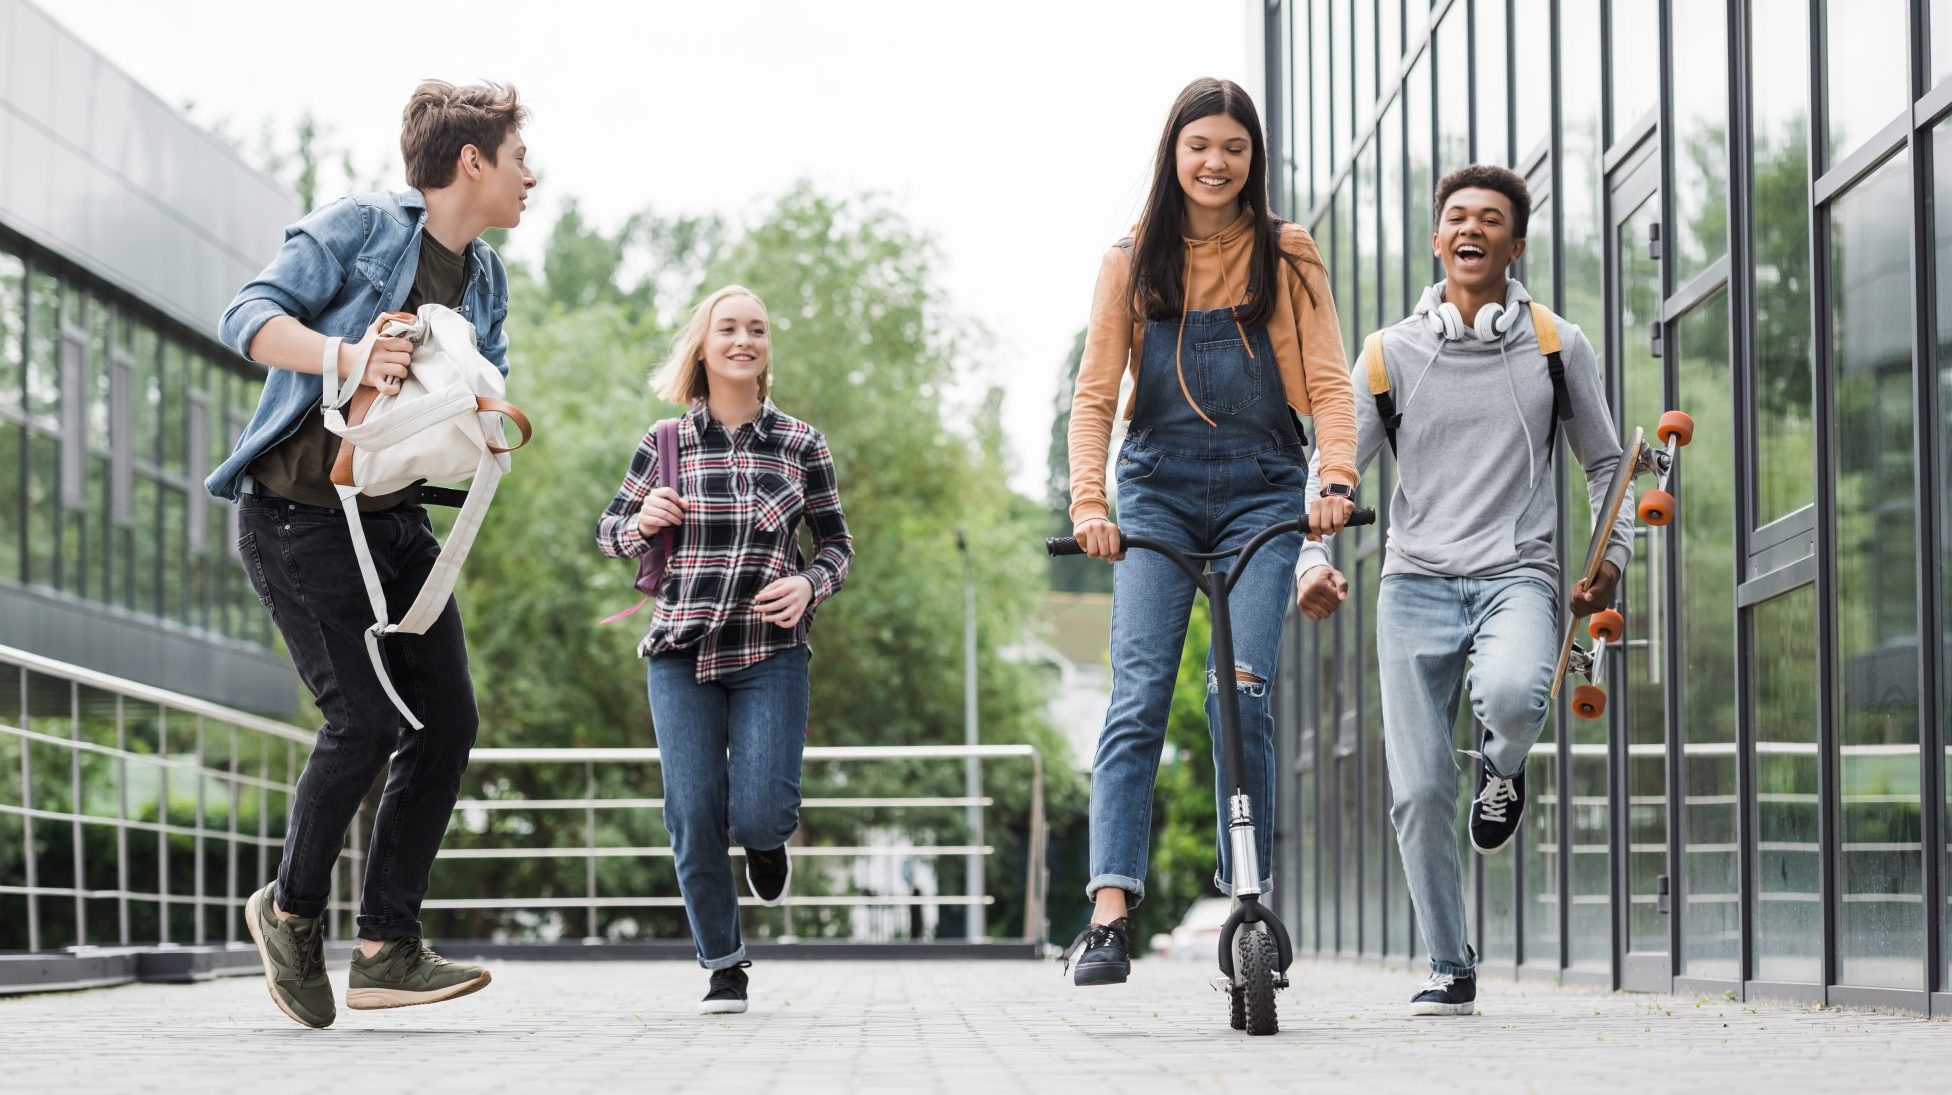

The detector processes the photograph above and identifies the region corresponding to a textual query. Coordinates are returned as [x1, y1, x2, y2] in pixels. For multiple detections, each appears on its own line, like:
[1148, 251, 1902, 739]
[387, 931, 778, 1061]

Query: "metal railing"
[1, 644, 1050, 958]
[0, 643, 356, 952]
[445, 745, 1048, 946]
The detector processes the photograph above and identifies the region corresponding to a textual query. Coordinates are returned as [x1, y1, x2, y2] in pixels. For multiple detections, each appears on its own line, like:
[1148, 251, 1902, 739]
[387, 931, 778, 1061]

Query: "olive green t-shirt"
[246, 231, 470, 510]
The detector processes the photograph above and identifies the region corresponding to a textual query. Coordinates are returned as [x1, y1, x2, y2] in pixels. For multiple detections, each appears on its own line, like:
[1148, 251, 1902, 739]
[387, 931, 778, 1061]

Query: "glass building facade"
[0, 0, 300, 714]
[1259, 0, 1952, 1014]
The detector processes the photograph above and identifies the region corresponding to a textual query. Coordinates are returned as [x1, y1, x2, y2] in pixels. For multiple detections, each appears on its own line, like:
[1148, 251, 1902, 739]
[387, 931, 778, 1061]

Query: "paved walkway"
[3, 956, 1946, 1093]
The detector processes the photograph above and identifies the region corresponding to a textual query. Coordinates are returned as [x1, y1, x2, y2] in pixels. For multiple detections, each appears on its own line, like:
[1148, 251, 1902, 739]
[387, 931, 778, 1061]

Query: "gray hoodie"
[1298, 279, 1634, 585]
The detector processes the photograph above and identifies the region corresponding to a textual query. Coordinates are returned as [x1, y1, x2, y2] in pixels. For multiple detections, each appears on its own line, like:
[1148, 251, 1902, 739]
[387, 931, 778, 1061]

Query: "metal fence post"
[585, 761, 599, 944]
[70, 679, 84, 946]
[194, 715, 206, 945]
[1024, 751, 1047, 946]
[157, 707, 169, 945]
[116, 693, 130, 945]
[21, 665, 39, 954]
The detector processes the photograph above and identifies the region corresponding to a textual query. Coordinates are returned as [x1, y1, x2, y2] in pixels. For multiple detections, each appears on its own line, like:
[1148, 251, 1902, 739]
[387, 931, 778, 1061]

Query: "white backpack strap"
[331, 482, 426, 729]
[320, 335, 370, 412]
[392, 448, 502, 635]
[334, 382, 476, 452]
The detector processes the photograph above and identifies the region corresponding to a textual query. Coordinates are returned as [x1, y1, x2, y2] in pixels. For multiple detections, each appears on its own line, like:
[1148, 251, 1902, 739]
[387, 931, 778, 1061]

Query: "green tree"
[431, 184, 1086, 942]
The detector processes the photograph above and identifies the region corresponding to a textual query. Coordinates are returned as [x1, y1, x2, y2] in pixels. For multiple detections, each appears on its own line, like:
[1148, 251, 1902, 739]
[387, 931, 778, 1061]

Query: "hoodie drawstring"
[1172, 234, 1257, 430]
[1498, 338, 1539, 490]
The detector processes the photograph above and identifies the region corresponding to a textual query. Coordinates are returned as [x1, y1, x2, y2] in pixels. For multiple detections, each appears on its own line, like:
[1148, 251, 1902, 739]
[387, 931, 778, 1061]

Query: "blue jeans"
[1086, 443, 1305, 905]
[1376, 573, 1558, 975]
[648, 644, 811, 969]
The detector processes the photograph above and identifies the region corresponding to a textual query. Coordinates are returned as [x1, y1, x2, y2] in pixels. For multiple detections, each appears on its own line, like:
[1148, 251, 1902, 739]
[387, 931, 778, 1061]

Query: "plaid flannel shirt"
[597, 401, 853, 681]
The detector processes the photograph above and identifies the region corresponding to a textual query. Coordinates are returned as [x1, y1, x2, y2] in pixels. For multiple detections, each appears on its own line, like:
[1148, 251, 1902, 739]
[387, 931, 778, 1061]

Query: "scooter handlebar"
[1045, 507, 1375, 558]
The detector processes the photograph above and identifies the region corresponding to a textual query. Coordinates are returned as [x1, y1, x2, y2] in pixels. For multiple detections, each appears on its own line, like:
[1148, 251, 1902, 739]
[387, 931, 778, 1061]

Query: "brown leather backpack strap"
[328, 387, 381, 487]
[477, 397, 533, 454]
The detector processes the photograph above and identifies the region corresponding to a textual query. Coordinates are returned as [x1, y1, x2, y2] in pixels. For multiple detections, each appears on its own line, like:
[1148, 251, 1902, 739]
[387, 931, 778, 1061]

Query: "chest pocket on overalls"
[1194, 336, 1262, 417]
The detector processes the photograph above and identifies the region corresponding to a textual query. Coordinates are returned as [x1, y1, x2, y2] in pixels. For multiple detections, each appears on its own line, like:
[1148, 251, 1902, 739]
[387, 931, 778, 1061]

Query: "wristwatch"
[1320, 483, 1354, 500]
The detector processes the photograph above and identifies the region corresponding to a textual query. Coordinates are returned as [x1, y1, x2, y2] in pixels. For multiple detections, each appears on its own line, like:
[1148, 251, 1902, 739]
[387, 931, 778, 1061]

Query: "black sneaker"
[1469, 753, 1525, 854]
[699, 962, 750, 1015]
[1062, 918, 1133, 986]
[1409, 969, 1478, 1016]
[745, 845, 791, 907]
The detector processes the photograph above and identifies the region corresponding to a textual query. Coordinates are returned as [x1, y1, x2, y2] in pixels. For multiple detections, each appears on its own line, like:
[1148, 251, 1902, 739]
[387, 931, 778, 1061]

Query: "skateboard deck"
[1549, 412, 1692, 718]
[1549, 428, 1645, 702]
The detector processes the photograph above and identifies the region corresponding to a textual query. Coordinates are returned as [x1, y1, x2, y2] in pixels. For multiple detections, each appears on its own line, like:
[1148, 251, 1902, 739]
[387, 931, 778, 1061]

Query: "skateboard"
[1548, 411, 1694, 719]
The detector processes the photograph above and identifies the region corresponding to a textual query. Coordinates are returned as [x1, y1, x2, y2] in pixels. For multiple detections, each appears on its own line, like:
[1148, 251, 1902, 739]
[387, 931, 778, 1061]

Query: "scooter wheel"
[1229, 982, 1247, 1030]
[1237, 926, 1280, 1035]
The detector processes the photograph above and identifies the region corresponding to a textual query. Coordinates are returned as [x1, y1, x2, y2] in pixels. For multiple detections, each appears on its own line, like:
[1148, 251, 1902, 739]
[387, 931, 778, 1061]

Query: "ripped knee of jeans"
[1206, 663, 1269, 699]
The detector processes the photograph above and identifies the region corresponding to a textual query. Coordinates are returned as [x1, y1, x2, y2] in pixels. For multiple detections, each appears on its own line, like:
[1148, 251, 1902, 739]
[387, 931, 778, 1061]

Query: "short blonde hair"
[653, 285, 773, 404]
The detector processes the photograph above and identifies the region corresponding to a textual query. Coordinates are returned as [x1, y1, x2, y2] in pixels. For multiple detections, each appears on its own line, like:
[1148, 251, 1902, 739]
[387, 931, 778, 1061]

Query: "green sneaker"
[346, 938, 492, 1010]
[243, 882, 335, 1029]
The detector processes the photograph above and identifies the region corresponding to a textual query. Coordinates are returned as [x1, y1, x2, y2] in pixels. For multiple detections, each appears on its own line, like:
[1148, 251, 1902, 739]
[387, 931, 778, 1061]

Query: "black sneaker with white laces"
[699, 962, 751, 1015]
[1469, 753, 1525, 854]
[1409, 968, 1478, 1016]
[1062, 918, 1134, 986]
[745, 844, 791, 906]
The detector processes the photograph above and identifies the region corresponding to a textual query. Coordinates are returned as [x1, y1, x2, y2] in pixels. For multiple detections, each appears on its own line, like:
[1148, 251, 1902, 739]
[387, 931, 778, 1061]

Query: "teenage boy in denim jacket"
[207, 81, 535, 1029]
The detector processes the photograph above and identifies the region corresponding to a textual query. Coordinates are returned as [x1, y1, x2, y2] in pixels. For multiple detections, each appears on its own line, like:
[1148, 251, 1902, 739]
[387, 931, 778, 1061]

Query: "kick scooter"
[1047, 505, 1377, 1035]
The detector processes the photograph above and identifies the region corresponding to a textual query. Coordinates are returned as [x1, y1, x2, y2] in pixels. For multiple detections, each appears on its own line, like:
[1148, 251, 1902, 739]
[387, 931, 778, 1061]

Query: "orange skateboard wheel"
[1657, 410, 1695, 447]
[1572, 684, 1607, 719]
[1638, 489, 1675, 526]
[1589, 608, 1625, 643]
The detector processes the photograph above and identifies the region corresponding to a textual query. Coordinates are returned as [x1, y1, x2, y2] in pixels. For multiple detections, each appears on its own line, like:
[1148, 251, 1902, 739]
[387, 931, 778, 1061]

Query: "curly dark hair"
[1433, 164, 1532, 238]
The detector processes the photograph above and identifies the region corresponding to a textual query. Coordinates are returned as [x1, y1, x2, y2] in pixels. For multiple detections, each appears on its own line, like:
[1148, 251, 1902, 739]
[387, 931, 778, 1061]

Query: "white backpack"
[320, 304, 531, 728]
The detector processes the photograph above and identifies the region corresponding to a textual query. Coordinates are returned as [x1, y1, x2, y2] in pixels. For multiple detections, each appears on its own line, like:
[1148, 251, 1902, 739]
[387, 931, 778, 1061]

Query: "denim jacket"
[204, 187, 511, 501]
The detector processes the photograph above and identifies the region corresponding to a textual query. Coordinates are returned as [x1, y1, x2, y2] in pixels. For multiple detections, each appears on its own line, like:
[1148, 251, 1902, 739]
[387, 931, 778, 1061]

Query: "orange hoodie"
[1066, 208, 1360, 526]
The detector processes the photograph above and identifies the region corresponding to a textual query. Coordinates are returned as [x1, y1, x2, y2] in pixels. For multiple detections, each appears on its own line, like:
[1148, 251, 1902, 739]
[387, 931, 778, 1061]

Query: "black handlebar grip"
[1348, 506, 1378, 528]
[1045, 537, 1085, 557]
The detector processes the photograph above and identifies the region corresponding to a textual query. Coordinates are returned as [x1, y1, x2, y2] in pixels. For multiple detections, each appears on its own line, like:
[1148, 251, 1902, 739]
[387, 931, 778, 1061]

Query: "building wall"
[0, 0, 302, 714]
[1262, 0, 1952, 1014]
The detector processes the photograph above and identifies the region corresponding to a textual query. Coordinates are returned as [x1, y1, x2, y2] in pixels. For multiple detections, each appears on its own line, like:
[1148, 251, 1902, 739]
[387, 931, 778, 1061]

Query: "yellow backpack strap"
[1528, 301, 1561, 355]
[1528, 301, 1574, 450]
[1364, 332, 1401, 456]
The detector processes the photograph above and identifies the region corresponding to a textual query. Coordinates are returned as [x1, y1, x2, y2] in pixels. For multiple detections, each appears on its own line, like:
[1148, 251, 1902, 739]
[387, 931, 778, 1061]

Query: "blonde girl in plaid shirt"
[597, 285, 852, 1013]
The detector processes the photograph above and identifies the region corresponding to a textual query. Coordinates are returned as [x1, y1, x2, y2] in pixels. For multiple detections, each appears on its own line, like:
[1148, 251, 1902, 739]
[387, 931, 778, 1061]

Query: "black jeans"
[238, 490, 479, 941]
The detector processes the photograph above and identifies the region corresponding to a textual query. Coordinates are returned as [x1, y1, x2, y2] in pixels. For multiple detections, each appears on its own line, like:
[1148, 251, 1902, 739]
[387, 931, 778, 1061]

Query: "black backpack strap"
[1363, 332, 1400, 456]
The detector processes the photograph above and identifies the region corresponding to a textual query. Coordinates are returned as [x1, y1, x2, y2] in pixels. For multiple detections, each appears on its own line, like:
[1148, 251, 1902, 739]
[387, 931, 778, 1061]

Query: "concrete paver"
[2, 956, 1946, 1093]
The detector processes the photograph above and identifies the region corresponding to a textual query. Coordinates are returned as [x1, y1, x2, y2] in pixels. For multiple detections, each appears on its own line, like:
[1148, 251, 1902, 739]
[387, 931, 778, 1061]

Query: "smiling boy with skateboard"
[1296, 164, 1635, 1016]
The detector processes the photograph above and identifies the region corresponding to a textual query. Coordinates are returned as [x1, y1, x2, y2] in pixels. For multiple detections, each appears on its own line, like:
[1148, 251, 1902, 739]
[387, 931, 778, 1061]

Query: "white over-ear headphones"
[1426, 299, 1522, 342]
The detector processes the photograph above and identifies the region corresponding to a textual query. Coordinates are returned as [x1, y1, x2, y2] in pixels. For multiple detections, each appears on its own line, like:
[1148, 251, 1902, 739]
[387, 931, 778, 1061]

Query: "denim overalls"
[1086, 306, 1309, 905]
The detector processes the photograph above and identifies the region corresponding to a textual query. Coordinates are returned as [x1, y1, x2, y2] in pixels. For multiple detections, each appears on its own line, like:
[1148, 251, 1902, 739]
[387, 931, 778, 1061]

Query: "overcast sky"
[41, 0, 1258, 495]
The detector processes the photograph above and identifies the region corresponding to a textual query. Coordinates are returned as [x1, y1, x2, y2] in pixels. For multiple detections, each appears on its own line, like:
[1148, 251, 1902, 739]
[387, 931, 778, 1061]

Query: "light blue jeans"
[648, 644, 811, 969]
[1376, 572, 1558, 975]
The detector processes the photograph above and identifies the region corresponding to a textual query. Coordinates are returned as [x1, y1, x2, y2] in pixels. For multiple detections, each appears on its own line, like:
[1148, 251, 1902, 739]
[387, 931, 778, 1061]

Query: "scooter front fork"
[1227, 794, 1262, 899]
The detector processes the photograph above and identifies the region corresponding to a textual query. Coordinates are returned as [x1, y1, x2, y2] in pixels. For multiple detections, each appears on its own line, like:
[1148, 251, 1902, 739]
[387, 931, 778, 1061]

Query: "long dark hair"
[1129, 78, 1312, 326]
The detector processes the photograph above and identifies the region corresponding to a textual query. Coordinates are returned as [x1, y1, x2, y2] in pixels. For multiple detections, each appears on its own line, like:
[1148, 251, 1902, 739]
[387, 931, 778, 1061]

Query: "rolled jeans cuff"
[698, 944, 749, 971]
[1430, 945, 1478, 977]
[1085, 873, 1146, 906]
